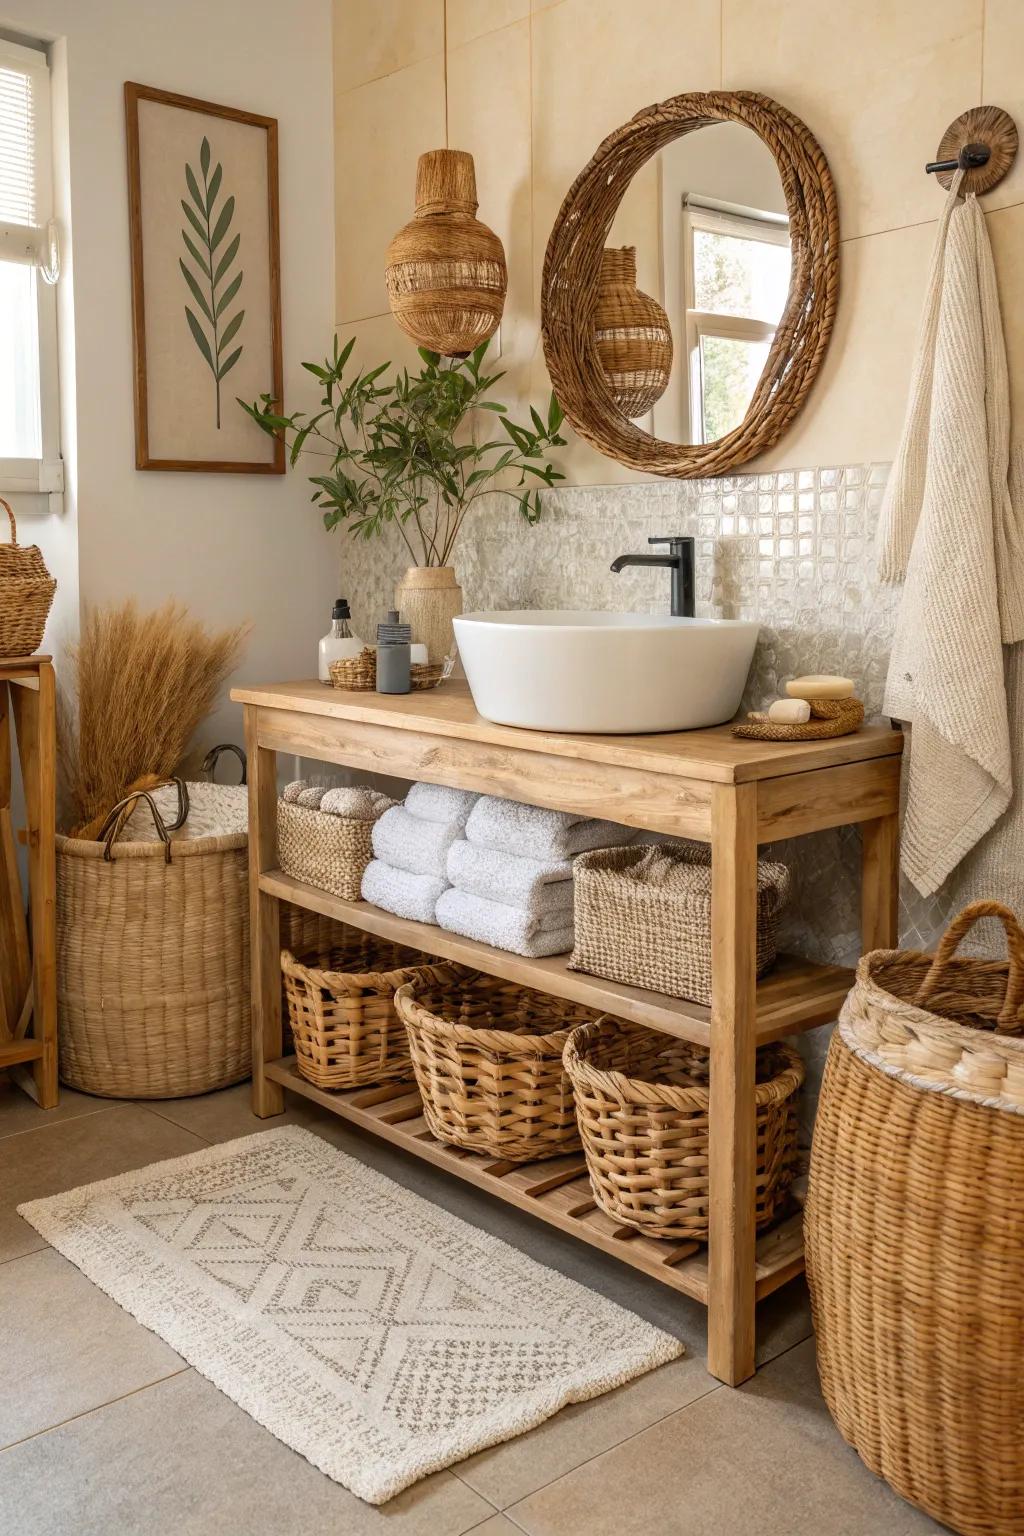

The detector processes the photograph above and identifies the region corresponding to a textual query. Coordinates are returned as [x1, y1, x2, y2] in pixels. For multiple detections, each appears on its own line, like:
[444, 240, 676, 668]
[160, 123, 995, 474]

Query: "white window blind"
[0, 54, 38, 227]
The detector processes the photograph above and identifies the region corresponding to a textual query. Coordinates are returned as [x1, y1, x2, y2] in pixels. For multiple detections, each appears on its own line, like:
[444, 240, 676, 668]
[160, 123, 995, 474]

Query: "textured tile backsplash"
[339, 464, 961, 1118]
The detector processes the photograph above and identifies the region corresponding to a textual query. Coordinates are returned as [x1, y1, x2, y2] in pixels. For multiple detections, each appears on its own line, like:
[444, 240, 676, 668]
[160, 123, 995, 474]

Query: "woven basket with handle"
[0, 498, 56, 656]
[565, 1018, 803, 1240]
[805, 900, 1024, 1536]
[395, 969, 599, 1161]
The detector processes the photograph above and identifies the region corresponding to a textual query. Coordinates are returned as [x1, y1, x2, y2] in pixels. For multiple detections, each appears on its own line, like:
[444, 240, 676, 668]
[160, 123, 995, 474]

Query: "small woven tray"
[733, 696, 864, 741]
[329, 647, 444, 692]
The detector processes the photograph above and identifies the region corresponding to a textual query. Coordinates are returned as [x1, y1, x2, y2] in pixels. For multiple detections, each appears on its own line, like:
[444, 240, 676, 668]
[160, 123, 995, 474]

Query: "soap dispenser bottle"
[376, 610, 412, 694]
[318, 598, 363, 683]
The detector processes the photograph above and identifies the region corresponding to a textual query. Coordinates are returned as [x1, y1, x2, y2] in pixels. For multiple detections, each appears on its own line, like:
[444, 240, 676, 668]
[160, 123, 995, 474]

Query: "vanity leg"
[245, 706, 284, 1117]
[707, 781, 759, 1386]
[861, 813, 900, 951]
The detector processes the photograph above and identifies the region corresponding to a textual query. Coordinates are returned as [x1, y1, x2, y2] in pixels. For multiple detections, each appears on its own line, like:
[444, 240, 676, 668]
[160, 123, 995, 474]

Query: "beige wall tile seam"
[340, 10, 537, 98]
[840, 193, 1024, 248]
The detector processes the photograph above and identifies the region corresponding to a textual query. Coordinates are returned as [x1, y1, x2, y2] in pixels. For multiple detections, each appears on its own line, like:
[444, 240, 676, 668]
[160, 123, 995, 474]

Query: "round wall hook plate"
[935, 105, 1018, 194]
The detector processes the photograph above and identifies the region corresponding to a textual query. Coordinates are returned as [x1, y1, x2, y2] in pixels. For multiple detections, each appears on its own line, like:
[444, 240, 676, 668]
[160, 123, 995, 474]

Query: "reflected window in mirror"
[682, 197, 790, 442]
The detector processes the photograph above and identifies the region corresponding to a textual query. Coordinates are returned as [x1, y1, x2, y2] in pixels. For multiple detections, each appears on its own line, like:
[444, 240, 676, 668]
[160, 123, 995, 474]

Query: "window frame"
[0, 37, 62, 498]
[680, 197, 790, 446]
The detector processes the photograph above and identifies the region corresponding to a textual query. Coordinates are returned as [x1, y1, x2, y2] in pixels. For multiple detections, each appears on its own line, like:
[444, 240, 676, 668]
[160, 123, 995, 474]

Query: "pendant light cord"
[442, 0, 449, 149]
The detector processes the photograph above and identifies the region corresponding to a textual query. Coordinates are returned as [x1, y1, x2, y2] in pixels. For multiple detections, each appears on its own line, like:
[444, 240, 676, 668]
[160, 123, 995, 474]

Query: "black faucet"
[610, 536, 695, 617]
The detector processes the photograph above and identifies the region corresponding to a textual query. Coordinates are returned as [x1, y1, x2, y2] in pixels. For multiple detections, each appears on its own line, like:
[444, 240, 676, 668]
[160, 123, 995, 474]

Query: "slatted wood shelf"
[263, 868, 852, 1047]
[263, 1056, 805, 1307]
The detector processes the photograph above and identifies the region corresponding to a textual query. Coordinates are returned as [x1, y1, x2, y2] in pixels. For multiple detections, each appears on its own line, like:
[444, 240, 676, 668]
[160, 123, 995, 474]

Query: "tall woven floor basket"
[805, 901, 1024, 1536]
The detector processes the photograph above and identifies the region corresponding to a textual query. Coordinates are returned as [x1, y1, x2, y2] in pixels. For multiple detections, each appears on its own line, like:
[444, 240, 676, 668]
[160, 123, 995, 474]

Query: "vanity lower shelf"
[263, 868, 853, 1047]
[263, 1056, 806, 1307]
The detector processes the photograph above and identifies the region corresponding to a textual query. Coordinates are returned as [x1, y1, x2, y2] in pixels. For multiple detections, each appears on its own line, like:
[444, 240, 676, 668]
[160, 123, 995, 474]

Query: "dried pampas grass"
[61, 600, 250, 834]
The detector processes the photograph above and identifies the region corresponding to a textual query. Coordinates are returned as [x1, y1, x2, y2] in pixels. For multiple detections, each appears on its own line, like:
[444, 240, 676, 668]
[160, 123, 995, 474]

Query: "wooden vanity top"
[232, 678, 903, 785]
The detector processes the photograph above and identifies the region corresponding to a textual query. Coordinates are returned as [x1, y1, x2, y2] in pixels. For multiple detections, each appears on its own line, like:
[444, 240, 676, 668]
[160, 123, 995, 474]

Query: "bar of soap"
[768, 697, 812, 724]
[786, 673, 855, 701]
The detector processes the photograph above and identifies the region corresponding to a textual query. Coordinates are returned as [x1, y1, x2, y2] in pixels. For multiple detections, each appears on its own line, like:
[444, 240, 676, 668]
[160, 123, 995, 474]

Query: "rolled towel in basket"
[465, 794, 628, 862]
[361, 859, 447, 925]
[404, 782, 479, 827]
[447, 838, 574, 915]
[320, 785, 391, 820]
[372, 804, 459, 877]
[436, 886, 574, 958]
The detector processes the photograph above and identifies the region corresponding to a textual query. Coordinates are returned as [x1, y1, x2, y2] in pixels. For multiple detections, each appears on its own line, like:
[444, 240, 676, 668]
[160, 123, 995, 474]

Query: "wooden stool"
[0, 656, 57, 1108]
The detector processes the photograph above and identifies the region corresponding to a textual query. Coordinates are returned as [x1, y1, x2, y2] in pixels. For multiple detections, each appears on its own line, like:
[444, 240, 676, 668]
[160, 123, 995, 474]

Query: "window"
[0, 37, 61, 495]
[680, 197, 790, 444]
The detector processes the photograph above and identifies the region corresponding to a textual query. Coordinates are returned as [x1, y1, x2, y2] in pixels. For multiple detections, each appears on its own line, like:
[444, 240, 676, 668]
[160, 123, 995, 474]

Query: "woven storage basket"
[281, 930, 443, 1091]
[0, 498, 56, 656]
[570, 842, 790, 1005]
[329, 648, 445, 691]
[565, 1018, 804, 1240]
[805, 900, 1024, 1536]
[395, 970, 599, 1161]
[277, 792, 395, 901]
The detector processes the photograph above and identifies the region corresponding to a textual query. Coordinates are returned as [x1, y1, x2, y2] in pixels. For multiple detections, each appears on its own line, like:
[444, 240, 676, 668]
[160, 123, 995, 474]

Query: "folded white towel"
[320, 785, 391, 820]
[447, 838, 573, 915]
[465, 795, 628, 861]
[295, 785, 326, 809]
[436, 886, 574, 958]
[405, 782, 479, 827]
[361, 859, 446, 925]
[371, 804, 459, 878]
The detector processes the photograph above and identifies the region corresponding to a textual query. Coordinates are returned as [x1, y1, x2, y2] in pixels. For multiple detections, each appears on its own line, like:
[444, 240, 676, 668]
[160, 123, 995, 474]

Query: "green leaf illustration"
[179, 139, 244, 429]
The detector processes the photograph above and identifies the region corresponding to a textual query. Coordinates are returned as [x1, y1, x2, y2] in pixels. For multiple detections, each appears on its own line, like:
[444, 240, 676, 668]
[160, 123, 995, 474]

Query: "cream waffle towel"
[878, 175, 1024, 896]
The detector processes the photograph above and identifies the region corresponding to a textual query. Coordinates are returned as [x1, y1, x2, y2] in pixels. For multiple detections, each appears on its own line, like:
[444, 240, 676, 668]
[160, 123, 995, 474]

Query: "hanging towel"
[465, 795, 628, 862]
[371, 804, 459, 878]
[404, 783, 479, 827]
[447, 839, 574, 915]
[436, 886, 575, 958]
[877, 177, 1024, 895]
[361, 860, 446, 925]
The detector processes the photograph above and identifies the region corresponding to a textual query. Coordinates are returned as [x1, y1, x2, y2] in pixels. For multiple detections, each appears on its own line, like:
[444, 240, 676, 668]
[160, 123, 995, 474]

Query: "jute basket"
[282, 931, 443, 1092]
[805, 900, 1024, 1536]
[395, 970, 598, 1161]
[329, 648, 445, 691]
[570, 842, 789, 1005]
[0, 498, 56, 656]
[565, 1018, 804, 1240]
[277, 793, 395, 901]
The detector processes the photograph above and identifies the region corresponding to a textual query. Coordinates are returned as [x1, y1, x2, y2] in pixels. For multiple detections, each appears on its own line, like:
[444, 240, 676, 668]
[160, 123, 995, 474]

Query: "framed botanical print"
[124, 82, 284, 473]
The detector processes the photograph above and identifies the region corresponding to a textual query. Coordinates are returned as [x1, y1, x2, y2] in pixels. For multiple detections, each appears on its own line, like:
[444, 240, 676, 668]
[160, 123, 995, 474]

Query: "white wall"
[4, 0, 336, 748]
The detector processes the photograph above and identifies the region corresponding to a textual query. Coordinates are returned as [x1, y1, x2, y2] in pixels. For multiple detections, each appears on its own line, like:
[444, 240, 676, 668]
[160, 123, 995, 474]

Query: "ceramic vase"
[395, 566, 463, 666]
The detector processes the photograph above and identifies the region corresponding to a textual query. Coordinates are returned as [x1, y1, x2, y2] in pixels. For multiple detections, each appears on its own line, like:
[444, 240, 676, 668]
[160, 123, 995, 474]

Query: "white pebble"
[768, 698, 812, 724]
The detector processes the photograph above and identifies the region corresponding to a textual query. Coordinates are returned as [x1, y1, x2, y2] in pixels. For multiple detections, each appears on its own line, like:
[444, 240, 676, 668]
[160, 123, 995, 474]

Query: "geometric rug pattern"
[19, 1127, 681, 1502]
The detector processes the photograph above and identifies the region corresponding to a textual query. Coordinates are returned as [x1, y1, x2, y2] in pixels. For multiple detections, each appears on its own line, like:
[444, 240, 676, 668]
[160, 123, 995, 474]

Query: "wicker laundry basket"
[395, 970, 599, 1160]
[565, 1017, 804, 1240]
[805, 901, 1024, 1536]
[570, 842, 789, 1005]
[0, 498, 56, 656]
[281, 930, 444, 1091]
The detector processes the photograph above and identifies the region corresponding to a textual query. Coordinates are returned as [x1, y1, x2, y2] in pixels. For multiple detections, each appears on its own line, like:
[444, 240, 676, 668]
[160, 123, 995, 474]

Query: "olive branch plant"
[240, 338, 568, 567]
[180, 136, 244, 429]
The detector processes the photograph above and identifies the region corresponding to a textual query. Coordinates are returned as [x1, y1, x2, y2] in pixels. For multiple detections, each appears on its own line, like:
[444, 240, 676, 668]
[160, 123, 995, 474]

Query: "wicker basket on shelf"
[277, 791, 395, 901]
[329, 648, 445, 692]
[564, 1018, 804, 1240]
[282, 929, 447, 1091]
[0, 498, 56, 657]
[395, 970, 598, 1160]
[805, 900, 1024, 1536]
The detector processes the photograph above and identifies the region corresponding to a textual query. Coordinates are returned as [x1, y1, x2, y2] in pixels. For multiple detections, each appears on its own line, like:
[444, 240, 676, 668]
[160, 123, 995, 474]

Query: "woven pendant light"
[593, 247, 673, 417]
[385, 149, 507, 357]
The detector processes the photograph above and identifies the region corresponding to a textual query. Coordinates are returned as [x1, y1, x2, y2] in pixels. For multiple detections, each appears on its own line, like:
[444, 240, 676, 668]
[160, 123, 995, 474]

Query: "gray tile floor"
[0, 1077, 947, 1536]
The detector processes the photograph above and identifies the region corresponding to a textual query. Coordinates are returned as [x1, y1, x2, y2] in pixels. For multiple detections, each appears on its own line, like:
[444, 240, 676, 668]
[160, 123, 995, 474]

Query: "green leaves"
[240, 336, 568, 564]
[180, 136, 244, 429]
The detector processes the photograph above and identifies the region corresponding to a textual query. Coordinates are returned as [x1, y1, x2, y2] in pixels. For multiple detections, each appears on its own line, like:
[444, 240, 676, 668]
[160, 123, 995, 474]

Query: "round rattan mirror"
[541, 91, 839, 478]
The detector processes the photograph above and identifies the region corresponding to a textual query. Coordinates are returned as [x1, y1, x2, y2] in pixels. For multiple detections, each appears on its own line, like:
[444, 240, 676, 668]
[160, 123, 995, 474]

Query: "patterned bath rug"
[18, 1126, 682, 1504]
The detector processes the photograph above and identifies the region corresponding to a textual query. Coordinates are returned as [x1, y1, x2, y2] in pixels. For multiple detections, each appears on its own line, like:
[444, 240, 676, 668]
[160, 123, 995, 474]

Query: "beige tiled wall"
[332, 0, 1024, 480]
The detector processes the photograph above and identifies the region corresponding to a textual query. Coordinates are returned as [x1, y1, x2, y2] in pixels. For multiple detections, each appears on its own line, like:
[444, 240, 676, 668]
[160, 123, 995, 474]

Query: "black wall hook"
[925, 141, 991, 176]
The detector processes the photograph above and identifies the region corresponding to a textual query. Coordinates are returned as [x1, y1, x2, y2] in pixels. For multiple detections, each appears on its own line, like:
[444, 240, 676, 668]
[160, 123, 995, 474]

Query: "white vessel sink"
[454, 611, 759, 735]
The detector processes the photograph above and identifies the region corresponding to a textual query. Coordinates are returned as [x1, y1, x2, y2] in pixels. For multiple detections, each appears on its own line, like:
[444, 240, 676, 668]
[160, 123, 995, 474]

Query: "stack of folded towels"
[437, 795, 629, 958]
[361, 782, 479, 923]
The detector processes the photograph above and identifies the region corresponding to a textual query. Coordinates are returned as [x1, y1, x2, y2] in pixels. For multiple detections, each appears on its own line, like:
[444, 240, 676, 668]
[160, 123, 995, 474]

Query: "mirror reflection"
[605, 120, 791, 444]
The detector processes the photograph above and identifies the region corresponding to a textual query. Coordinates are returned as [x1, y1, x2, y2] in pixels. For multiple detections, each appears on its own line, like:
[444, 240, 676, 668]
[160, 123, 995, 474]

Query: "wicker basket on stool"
[565, 1017, 804, 1240]
[282, 930, 447, 1091]
[805, 900, 1024, 1536]
[395, 970, 598, 1160]
[0, 498, 56, 656]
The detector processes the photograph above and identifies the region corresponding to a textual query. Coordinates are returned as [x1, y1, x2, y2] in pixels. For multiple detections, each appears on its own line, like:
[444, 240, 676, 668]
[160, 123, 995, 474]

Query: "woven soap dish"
[733, 697, 865, 742]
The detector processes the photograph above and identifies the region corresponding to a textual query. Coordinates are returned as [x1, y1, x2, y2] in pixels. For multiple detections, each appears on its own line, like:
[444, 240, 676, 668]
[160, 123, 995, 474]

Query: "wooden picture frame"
[124, 82, 284, 473]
